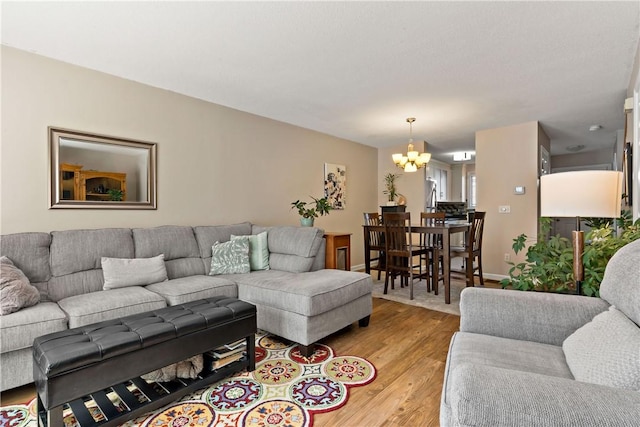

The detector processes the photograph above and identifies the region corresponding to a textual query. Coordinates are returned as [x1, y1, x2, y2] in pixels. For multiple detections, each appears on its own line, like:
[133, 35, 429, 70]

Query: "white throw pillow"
[231, 231, 270, 271]
[102, 254, 168, 290]
[563, 306, 640, 391]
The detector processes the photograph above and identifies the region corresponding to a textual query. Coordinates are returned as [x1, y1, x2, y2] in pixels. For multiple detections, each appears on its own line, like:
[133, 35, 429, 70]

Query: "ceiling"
[2, 1, 639, 162]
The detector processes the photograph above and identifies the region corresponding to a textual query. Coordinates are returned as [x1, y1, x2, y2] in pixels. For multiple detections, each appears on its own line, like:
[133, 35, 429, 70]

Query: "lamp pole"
[572, 216, 584, 295]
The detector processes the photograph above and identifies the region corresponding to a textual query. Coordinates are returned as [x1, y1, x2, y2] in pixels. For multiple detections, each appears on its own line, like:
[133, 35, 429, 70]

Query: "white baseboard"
[482, 273, 508, 282]
[351, 263, 365, 272]
[352, 263, 507, 283]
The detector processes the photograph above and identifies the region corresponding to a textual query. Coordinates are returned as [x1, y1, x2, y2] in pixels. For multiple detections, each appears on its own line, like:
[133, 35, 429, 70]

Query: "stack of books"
[204, 338, 247, 370]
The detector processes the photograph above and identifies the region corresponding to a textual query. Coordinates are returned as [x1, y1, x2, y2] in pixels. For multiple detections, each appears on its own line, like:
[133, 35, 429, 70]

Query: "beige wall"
[377, 141, 428, 220]
[552, 147, 614, 171]
[476, 121, 546, 278]
[0, 47, 378, 268]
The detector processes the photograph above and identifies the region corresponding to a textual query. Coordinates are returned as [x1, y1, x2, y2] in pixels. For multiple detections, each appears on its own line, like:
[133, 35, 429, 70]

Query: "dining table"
[363, 221, 470, 304]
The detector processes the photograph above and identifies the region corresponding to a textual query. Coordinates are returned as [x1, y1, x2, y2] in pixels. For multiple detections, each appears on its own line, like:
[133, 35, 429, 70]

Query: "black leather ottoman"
[33, 296, 256, 427]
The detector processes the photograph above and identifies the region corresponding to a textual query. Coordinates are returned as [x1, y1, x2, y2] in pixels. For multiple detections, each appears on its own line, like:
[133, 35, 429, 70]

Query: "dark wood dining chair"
[420, 211, 446, 294]
[363, 212, 384, 280]
[450, 211, 486, 287]
[383, 212, 429, 300]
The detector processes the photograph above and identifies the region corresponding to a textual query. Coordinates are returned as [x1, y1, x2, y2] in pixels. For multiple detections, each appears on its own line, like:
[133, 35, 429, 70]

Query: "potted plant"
[501, 214, 640, 296]
[107, 189, 124, 201]
[291, 196, 332, 227]
[383, 173, 401, 206]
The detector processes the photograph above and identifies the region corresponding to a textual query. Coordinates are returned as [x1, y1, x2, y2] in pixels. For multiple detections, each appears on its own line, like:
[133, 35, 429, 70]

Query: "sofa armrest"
[450, 364, 640, 427]
[459, 288, 609, 346]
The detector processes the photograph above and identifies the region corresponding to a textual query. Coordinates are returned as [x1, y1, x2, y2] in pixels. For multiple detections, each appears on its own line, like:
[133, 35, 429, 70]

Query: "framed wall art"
[324, 163, 346, 209]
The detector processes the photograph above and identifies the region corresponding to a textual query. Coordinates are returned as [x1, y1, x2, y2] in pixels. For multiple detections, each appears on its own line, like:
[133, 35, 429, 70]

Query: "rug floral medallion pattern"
[0, 333, 376, 427]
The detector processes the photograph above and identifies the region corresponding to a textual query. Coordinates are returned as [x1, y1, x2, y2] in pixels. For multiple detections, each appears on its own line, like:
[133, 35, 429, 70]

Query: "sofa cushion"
[0, 302, 67, 352]
[0, 232, 52, 300]
[57, 286, 167, 328]
[253, 226, 324, 273]
[442, 331, 573, 410]
[231, 231, 270, 271]
[209, 239, 250, 275]
[49, 228, 134, 301]
[133, 226, 205, 279]
[599, 238, 640, 325]
[448, 363, 640, 427]
[1, 256, 41, 315]
[236, 269, 372, 317]
[146, 275, 238, 306]
[446, 331, 573, 377]
[102, 254, 168, 290]
[193, 222, 253, 269]
[563, 306, 640, 391]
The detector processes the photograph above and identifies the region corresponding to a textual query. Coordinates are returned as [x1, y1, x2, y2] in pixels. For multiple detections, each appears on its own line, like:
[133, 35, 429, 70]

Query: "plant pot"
[300, 217, 315, 227]
[386, 201, 398, 206]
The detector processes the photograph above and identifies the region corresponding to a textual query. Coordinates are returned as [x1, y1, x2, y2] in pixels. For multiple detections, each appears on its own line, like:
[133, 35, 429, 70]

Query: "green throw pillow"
[231, 231, 270, 271]
[209, 239, 250, 275]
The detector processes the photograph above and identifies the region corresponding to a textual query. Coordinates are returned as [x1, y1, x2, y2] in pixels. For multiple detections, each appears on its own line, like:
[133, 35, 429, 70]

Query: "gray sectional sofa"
[441, 238, 640, 426]
[0, 222, 372, 391]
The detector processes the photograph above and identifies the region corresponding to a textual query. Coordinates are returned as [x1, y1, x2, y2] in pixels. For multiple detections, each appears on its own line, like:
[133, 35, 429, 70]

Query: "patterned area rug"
[0, 333, 376, 427]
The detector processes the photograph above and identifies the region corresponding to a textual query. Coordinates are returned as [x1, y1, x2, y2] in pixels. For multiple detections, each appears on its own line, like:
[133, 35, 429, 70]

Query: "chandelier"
[392, 118, 431, 172]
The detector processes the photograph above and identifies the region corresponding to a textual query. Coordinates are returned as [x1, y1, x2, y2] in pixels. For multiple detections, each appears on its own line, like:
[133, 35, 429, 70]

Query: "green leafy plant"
[290, 196, 332, 219]
[383, 172, 401, 202]
[107, 189, 124, 201]
[500, 213, 640, 296]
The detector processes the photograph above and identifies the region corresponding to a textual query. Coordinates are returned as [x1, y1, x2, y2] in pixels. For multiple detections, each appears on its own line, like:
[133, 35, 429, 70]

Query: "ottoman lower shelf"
[39, 355, 252, 427]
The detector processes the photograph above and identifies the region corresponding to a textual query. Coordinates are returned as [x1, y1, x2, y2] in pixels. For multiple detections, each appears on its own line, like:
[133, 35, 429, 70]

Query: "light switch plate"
[514, 186, 526, 195]
[498, 205, 511, 213]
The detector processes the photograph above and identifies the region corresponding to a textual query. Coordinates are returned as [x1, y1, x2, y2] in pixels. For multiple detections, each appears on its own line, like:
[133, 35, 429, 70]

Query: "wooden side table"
[324, 232, 351, 271]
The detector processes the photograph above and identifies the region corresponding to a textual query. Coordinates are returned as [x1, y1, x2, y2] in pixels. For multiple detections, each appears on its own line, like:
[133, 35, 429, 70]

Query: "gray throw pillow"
[231, 231, 270, 271]
[102, 254, 168, 290]
[0, 256, 40, 315]
[209, 239, 250, 275]
[563, 306, 640, 391]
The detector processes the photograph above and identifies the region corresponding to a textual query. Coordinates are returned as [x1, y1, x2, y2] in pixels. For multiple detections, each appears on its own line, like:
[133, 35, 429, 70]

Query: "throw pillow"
[563, 306, 640, 391]
[231, 231, 270, 271]
[102, 254, 168, 290]
[209, 239, 250, 275]
[0, 256, 40, 315]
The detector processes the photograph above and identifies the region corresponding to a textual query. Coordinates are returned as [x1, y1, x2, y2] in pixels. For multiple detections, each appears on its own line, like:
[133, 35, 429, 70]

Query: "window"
[467, 173, 477, 208]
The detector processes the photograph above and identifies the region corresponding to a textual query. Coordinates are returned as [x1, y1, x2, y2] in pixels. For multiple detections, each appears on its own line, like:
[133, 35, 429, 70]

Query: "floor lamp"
[540, 170, 623, 294]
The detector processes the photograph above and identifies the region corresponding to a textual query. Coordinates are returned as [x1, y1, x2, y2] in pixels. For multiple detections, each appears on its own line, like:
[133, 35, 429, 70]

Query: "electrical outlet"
[504, 253, 511, 262]
[498, 205, 511, 213]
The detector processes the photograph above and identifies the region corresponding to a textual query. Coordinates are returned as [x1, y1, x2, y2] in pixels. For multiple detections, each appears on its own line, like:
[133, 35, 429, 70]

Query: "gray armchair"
[441, 239, 640, 426]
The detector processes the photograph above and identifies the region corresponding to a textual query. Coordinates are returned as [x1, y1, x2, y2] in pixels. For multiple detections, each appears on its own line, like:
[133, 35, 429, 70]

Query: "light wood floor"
[1, 277, 495, 426]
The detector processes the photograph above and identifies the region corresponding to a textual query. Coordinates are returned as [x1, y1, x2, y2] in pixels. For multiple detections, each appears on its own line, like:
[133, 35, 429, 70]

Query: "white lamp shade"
[540, 171, 623, 218]
[404, 162, 417, 173]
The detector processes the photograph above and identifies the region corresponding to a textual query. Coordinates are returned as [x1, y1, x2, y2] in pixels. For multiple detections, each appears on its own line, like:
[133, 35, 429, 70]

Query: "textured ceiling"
[2, 1, 639, 161]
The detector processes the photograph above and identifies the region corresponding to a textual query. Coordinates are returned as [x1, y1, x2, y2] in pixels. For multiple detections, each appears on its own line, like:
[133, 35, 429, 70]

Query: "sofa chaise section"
[235, 269, 372, 353]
